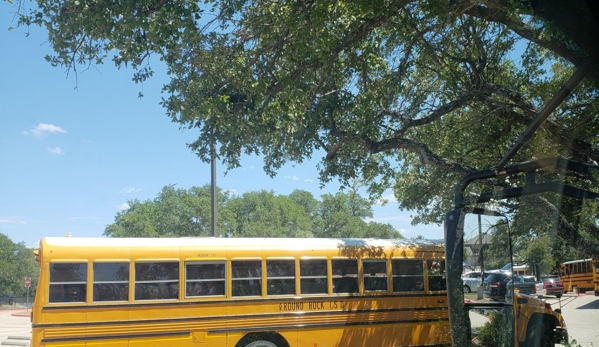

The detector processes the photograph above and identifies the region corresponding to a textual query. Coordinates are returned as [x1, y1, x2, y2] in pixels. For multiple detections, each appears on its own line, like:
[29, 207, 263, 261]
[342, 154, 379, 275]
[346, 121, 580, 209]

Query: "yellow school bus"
[560, 258, 599, 295]
[32, 237, 451, 347]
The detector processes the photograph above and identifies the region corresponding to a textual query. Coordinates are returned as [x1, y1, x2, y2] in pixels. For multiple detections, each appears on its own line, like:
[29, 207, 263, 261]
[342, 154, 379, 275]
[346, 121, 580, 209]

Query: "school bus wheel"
[245, 341, 278, 347]
[237, 332, 289, 347]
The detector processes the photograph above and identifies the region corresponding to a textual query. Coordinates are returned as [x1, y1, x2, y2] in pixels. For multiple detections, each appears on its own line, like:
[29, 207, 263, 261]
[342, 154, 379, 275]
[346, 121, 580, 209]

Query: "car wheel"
[463, 285, 471, 293]
[555, 294, 562, 299]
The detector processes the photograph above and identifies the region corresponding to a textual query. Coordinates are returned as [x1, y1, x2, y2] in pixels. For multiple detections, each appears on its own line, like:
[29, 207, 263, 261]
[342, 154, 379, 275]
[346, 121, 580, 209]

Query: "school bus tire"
[244, 341, 277, 347]
[237, 332, 289, 347]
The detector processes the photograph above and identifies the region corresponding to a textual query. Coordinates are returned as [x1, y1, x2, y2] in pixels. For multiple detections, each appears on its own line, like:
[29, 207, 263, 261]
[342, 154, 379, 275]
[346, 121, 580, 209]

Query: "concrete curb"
[10, 312, 31, 318]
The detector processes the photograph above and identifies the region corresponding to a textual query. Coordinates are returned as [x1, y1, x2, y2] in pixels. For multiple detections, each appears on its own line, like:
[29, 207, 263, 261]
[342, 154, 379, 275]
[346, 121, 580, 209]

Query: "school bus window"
[134, 262, 179, 300]
[232, 260, 262, 297]
[185, 262, 226, 297]
[300, 259, 328, 295]
[363, 260, 388, 292]
[93, 262, 129, 302]
[427, 259, 446, 291]
[391, 259, 424, 292]
[49, 262, 87, 303]
[267, 260, 296, 296]
[332, 259, 359, 294]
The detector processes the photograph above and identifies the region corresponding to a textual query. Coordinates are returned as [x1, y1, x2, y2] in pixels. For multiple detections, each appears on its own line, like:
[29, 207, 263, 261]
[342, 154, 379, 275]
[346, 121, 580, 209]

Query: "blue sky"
[0, 2, 444, 248]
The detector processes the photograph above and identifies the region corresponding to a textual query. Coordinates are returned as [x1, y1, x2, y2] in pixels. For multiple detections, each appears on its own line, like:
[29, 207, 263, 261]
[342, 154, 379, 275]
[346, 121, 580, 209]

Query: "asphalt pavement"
[0, 309, 31, 346]
[548, 292, 599, 347]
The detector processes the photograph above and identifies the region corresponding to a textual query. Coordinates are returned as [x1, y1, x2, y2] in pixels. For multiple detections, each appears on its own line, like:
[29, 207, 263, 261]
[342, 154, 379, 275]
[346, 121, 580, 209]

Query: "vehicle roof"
[562, 258, 593, 264]
[40, 237, 444, 249]
[485, 271, 510, 278]
[38, 237, 446, 261]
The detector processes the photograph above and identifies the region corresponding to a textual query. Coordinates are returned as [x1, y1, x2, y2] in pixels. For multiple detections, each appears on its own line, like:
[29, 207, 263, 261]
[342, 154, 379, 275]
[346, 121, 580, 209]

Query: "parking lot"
[548, 292, 599, 347]
[0, 309, 31, 346]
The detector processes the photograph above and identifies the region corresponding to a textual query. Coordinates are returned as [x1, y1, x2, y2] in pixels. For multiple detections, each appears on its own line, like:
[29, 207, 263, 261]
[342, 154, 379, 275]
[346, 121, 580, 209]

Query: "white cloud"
[47, 147, 65, 155]
[117, 203, 130, 211]
[304, 178, 314, 183]
[375, 190, 398, 205]
[31, 123, 67, 136]
[0, 216, 26, 225]
[284, 175, 300, 181]
[119, 187, 142, 194]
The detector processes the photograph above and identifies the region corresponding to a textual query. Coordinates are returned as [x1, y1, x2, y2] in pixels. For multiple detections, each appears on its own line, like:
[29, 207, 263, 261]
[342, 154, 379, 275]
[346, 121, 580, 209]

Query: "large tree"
[0, 233, 39, 297]
[104, 186, 402, 238]
[11, 0, 599, 254]
[104, 184, 238, 237]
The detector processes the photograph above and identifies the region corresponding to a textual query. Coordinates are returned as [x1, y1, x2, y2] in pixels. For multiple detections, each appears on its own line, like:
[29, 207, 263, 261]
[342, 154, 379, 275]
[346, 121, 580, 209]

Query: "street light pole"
[210, 138, 217, 237]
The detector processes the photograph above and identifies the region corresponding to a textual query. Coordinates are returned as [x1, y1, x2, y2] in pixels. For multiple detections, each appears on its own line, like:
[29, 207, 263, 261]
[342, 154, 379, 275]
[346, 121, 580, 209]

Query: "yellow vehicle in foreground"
[445, 158, 596, 347]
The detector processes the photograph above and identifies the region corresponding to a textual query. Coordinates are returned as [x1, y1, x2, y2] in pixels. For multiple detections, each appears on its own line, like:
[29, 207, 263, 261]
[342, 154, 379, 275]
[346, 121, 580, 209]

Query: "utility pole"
[478, 214, 484, 276]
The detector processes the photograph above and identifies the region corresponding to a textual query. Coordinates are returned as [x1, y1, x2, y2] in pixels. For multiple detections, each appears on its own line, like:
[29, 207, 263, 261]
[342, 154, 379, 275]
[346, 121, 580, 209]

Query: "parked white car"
[462, 271, 485, 293]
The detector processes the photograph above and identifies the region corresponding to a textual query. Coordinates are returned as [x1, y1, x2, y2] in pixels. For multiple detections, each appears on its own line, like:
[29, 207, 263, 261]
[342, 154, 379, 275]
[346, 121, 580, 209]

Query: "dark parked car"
[541, 275, 565, 298]
[483, 271, 511, 301]
[511, 275, 541, 295]
[0, 294, 14, 305]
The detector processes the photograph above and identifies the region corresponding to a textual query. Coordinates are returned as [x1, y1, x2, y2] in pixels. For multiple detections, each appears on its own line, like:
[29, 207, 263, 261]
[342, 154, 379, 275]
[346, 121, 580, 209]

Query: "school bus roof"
[39, 237, 444, 251]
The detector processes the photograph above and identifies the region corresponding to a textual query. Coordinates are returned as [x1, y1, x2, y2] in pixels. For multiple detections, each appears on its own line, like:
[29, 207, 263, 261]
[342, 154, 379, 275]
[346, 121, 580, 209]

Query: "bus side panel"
[87, 341, 129, 347]
[297, 321, 452, 347]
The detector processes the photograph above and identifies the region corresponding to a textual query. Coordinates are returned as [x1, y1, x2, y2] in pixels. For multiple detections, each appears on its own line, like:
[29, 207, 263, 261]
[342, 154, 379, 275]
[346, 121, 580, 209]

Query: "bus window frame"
[231, 258, 263, 298]
[184, 261, 227, 299]
[299, 257, 329, 296]
[92, 261, 130, 303]
[134, 261, 180, 301]
[391, 259, 425, 293]
[427, 259, 447, 292]
[265, 258, 296, 297]
[331, 258, 360, 295]
[362, 259, 389, 293]
[48, 261, 89, 304]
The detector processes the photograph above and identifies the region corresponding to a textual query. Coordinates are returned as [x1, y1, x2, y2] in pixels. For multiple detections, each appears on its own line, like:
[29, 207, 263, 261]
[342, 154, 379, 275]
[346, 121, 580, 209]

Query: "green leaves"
[12, 0, 599, 254]
[0, 233, 39, 297]
[103, 186, 402, 239]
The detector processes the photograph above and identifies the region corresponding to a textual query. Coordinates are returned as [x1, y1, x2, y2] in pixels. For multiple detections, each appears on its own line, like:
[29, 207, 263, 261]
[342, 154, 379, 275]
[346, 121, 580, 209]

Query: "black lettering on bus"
[308, 301, 325, 310]
[279, 302, 304, 311]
